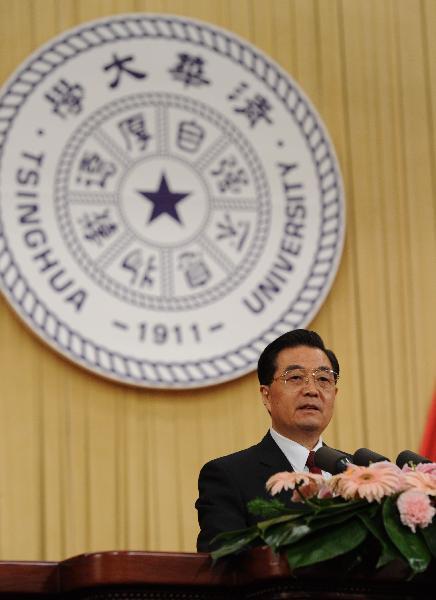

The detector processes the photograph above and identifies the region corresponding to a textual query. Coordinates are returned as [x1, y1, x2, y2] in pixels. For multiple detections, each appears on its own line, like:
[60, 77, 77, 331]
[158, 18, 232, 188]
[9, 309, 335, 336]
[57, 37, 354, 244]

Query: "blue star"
[137, 173, 190, 224]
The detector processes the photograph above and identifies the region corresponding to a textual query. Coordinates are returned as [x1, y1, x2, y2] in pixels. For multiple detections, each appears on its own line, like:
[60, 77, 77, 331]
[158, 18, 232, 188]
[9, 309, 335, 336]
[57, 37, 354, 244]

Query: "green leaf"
[261, 506, 362, 551]
[259, 499, 369, 549]
[357, 506, 401, 568]
[256, 512, 305, 531]
[210, 526, 259, 560]
[286, 518, 368, 569]
[308, 508, 360, 530]
[420, 518, 436, 559]
[307, 500, 367, 522]
[247, 498, 288, 518]
[383, 496, 431, 573]
[262, 521, 311, 550]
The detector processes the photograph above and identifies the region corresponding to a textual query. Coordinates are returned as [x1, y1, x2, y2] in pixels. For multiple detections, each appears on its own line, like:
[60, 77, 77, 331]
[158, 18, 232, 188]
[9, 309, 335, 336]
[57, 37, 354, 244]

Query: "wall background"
[0, 0, 434, 560]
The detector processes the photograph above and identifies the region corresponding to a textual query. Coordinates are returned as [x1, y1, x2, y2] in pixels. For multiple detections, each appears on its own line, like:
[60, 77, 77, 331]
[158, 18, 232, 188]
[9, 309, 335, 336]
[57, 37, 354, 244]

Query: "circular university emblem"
[0, 15, 345, 388]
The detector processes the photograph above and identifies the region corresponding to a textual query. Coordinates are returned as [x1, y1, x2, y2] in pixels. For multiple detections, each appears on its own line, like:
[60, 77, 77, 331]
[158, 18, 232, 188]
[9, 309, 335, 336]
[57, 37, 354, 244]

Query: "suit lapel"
[249, 432, 295, 506]
[256, 431, 295, 476]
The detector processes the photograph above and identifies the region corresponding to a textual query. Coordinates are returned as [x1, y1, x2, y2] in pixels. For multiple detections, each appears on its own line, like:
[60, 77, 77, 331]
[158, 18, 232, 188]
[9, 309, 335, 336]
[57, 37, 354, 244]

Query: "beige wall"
[0, 0, 434, 560]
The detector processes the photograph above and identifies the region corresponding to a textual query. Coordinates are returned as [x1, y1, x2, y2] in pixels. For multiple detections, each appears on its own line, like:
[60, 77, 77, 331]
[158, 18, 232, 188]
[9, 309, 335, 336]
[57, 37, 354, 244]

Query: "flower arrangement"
[211, 461, 436, 577]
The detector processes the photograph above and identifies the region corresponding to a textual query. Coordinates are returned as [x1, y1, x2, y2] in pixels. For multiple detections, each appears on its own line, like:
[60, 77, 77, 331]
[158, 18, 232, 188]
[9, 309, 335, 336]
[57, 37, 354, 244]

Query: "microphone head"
[353, 448, 390, 466]
[314, 446, 352, 474]
[396, 450, 431, 469]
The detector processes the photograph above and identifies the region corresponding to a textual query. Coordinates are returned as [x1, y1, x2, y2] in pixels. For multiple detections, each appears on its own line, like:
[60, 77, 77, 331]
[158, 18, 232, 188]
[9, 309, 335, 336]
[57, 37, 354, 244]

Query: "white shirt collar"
[269, 427, 330, 478]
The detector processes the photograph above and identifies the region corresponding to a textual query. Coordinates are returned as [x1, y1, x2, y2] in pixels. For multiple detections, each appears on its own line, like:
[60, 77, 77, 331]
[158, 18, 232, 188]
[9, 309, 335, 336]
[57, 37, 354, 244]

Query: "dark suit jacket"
[196, 431, 297, 552]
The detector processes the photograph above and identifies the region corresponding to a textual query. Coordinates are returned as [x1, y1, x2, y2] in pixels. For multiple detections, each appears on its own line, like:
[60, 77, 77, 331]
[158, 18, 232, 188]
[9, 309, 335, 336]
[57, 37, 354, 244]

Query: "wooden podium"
[0, 547, 433, 598]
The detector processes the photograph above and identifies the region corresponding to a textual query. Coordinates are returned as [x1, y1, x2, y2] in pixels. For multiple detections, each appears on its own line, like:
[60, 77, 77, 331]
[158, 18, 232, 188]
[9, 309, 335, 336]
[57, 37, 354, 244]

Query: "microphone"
[353, 448, 390, 466]
[396, 450, 431, 468]
[314, 446, 353, 474]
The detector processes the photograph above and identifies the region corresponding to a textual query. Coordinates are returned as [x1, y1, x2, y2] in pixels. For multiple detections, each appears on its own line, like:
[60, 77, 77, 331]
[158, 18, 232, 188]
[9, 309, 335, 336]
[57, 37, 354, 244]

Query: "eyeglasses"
[272, 367, 338, 390]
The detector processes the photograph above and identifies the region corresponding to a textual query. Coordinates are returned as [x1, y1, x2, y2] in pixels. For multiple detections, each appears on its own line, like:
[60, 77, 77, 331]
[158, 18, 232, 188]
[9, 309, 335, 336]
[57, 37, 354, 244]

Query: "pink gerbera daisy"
[403, 470, 436, 496]
[415, 463, 436, 477]
[266, 471, 323, 500]
[402, 462, 436, 478]
[330, 462, 403, 503]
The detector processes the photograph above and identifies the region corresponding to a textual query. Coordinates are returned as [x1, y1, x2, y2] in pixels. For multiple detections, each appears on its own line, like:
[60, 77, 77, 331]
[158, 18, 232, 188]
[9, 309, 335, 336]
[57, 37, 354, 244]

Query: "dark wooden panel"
[0, 560, 58, 594]
[0, 550, 434, 599]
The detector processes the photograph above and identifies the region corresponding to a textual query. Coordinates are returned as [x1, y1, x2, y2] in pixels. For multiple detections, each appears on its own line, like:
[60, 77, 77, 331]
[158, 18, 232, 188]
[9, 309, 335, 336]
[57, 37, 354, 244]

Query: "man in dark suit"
[196, 329, 340, 552]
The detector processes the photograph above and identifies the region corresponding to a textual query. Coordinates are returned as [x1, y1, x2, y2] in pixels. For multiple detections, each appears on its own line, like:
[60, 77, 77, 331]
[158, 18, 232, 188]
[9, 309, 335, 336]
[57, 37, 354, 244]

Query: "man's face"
[260, 345, 337, 447]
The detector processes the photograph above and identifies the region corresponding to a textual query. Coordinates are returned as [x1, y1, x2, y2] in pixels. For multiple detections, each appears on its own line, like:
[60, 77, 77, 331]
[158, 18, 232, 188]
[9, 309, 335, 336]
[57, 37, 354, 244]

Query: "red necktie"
[306, 450, 322, 474]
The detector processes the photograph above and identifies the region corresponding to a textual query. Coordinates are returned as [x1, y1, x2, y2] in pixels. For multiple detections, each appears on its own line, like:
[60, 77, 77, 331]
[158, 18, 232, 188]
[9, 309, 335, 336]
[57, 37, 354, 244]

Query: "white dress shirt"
[269, 427, 331, 479]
